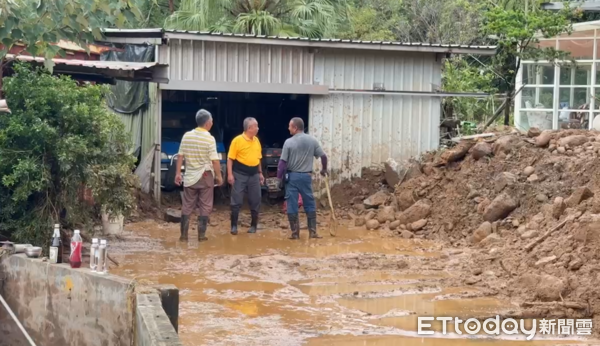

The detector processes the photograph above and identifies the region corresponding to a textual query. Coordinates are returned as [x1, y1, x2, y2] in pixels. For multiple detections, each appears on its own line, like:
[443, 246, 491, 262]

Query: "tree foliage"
[0, 0, 141, 69]
[164, 0, 349, 38]
[0, 63, 138, 246]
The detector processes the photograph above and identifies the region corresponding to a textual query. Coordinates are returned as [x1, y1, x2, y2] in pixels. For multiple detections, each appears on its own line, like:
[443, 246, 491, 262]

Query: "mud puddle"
[111, 214, 592, 346]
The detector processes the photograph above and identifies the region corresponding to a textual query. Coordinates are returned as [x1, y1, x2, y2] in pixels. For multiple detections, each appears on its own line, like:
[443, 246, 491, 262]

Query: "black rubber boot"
[230, 208, 239, 235]
[248, 211, 258, 233]
[180, 215, 190, 242]
[288, 214, 300, 240]
[307, 212, 322, 239]
[198, 216, 208, 242]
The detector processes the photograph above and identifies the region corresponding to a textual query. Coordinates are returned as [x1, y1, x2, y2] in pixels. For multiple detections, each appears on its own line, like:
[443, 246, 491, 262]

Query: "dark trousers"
[285, 172, 316, 214]
[230, 171, 261, 212]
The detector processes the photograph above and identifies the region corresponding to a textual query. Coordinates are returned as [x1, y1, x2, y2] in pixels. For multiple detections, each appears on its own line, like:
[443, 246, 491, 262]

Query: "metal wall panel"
[310, 50, 442, 184]
[159, 39, 314, 86]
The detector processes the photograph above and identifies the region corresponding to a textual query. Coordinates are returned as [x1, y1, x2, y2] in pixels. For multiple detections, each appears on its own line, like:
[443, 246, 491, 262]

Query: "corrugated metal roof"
[4, 54, 164, 71]
[101, 28, 497, 54]
[165, 30, 496, 50]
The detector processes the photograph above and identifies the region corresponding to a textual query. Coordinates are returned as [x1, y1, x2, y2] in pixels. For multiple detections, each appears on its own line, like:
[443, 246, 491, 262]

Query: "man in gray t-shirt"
[277, 117, 328, 240]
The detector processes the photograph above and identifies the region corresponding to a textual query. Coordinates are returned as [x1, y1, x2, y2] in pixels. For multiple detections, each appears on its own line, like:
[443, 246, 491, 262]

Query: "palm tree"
[164, 0, 347, 38]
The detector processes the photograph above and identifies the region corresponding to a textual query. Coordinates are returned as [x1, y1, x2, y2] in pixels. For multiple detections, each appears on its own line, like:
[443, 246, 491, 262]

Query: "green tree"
[482, 0, 579, 123]
[0, 63, 138, 246]
[0, 0, 141, 71]
[164, 0, 349, 38]
[336, 0, 401, 41]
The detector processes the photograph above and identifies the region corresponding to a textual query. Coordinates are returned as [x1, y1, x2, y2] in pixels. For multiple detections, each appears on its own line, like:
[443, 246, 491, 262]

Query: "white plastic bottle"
[97, 240, 108, 275]
[90, 238, 99, 271]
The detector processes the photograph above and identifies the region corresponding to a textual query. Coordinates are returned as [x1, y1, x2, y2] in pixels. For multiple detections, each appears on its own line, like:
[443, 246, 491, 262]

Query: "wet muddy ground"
[110, 208, 595, 346]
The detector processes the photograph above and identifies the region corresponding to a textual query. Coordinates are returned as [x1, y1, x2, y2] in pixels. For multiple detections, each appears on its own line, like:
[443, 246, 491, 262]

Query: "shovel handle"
[324, 176, 336, 219]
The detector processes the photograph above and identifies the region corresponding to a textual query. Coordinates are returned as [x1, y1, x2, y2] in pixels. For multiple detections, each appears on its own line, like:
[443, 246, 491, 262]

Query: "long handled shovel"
[323, 175, 338, 237]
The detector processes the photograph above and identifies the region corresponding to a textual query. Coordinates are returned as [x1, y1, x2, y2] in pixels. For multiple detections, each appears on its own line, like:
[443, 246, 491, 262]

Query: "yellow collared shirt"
[228, 133, 262, 167]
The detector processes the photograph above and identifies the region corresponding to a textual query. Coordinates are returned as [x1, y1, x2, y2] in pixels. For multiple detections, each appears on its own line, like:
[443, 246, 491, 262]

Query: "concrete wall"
[0, 303, 31, 346]
[0, 254, 184, 346]
[0, 254, 135, 346]
[136, 293, 183, 346]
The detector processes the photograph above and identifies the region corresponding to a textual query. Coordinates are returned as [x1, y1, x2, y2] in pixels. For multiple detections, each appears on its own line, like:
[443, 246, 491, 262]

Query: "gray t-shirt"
[281, 132, 325, 173]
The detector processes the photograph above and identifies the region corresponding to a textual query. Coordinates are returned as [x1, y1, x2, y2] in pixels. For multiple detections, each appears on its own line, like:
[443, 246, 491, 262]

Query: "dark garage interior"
[159, 90, 310, 191]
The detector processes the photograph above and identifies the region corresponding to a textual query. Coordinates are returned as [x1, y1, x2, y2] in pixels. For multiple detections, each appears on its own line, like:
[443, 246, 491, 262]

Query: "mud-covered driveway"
[110, 209, 590, 346]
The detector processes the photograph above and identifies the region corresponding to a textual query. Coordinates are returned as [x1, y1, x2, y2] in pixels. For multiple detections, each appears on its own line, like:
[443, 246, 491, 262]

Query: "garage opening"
[159, 90, 310, 194]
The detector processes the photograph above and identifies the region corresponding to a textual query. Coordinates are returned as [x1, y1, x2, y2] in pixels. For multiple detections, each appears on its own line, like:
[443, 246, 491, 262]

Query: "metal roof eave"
[4, 54, 169, 84]
[98, 28, 497, 55]
[541, 1, 600, 11]
[163, 31, 497, 55]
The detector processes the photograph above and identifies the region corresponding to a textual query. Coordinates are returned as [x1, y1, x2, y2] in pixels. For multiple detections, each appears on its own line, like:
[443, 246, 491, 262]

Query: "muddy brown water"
[111, 213, 594, 346]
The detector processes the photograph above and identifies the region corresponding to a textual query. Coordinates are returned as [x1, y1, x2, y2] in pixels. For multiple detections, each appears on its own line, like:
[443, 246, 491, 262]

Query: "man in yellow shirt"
[175, 109, 223, 242]
[227, 117, 264, 235]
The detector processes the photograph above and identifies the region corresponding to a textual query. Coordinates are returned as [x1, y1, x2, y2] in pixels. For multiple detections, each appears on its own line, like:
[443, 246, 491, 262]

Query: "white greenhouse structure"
[515, 20, 600, 131]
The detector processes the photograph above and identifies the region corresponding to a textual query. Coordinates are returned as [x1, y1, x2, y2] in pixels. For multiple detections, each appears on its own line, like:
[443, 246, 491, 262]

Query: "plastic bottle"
[90, 238, 99, 271]
[69, 230, 83, 268]
[49, 224, 63, 264]
[96, 239, 106, 274]
[101, 240, 108, 274]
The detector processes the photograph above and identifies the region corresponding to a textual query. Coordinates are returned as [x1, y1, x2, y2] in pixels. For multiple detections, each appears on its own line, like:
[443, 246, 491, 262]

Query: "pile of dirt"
[327, 168, 389, 209]
[350, 128, 600, 335]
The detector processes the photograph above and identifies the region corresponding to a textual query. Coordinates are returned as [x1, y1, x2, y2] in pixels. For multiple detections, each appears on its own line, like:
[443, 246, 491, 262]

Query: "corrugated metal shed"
[159, 39, 319, 93]
[102, 29, 496, 199]
[310, 50, 441, 183]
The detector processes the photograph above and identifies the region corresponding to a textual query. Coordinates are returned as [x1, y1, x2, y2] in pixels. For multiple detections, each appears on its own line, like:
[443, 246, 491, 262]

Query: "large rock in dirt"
[410, 219, 428, 231]
[400, 230, 414, 239]
[395, 200, 432, 225]
[472, 222, 492, 243]
[365, 210, 377, 221]
[404, 161, 423, 182]
[535, 256, 557, 268]
[164, 209, 182, 223]
[536, 274, 567, 302]
[480, 233, 503, 246]
[355, 216, 367, 227]
[471, 142, 493, 160]
[483, 193, 519, 222]
[364, 191, 389, 209]
[527, 127, 541, 138]
[494, 172, 517, 192]
[366, 219, 380, 230]
[565, 187, 594, 208]
[384, 163, 400, 187]
[492, 135, 520, 156]
[558, 135, 589, 148]
[535, 130, 554, 147]
[389, 220, 401, 230]
[436, 140, 476, 166]
[477, 198, 491, 214]
[377, 206, 396, 223]
[396, 189, 418, 211]
[523, 166, 535, 176]
[573, 213, 600, 244]
[552, 197, 567, 219]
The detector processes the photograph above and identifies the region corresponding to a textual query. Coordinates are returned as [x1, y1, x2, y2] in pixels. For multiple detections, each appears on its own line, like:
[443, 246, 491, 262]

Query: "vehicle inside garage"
[159, 90, 310, 192]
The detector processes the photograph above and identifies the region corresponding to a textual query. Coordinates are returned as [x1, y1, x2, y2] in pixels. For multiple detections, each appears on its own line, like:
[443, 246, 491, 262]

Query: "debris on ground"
[347, 128, 600, 335]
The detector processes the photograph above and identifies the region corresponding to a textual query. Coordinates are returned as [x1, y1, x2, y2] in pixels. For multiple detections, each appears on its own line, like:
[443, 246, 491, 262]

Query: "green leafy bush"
[0, 63, 138, 246]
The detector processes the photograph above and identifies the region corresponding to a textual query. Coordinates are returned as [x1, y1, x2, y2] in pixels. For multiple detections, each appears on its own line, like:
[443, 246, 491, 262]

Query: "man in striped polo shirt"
[175, 109, 223, 242]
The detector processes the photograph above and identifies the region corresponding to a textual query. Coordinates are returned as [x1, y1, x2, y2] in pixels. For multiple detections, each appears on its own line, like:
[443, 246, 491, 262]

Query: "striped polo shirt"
[178, 128, 220, 187]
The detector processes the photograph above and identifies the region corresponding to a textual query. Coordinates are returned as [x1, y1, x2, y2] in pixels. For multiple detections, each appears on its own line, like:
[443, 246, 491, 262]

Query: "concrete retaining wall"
[0, 303, 31, 346]
[136, 293, 183, 346]
[0, 254, 183, 346]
